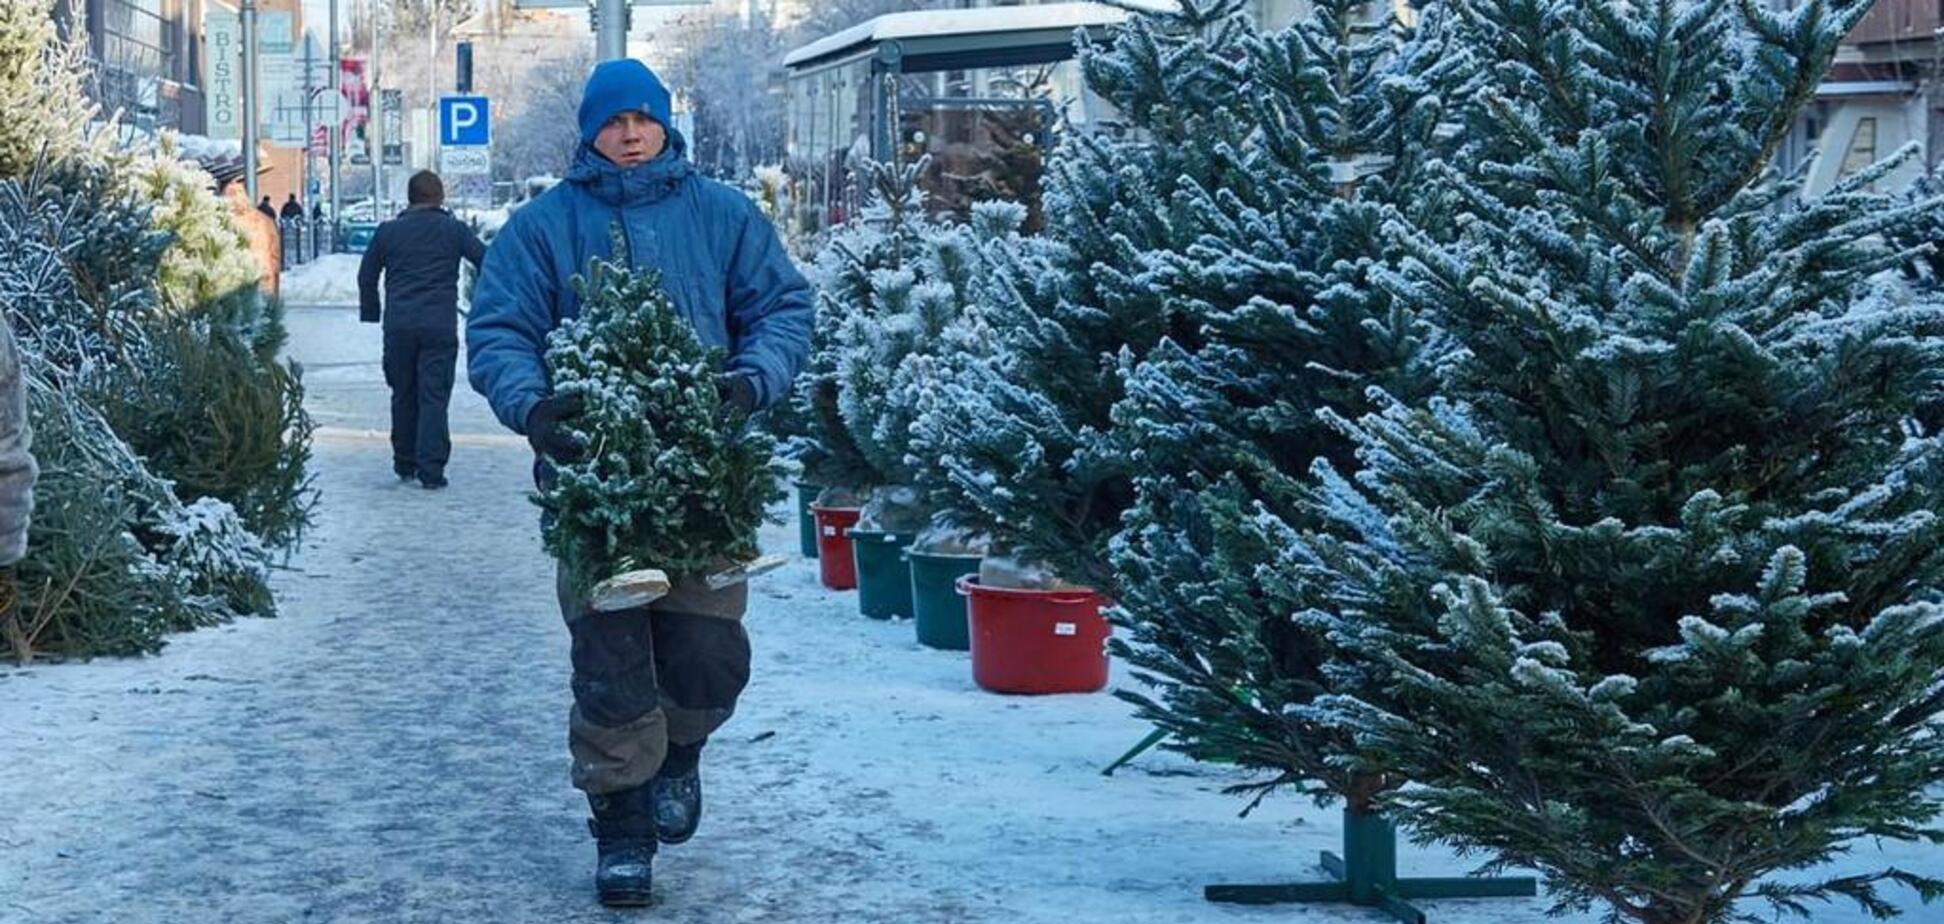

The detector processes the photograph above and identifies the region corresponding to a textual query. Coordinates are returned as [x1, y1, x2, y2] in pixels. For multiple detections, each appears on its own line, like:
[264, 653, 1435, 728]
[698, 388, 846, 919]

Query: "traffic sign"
[440, 146, 493, 208]
[439, 96, 490, 147]
[440, 146, 490, 174]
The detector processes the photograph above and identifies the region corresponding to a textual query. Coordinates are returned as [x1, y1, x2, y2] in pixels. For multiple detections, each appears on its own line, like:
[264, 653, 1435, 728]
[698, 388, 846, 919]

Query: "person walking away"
[466, 57, 812, 907]
[0, 315, 37, 567]
[256, 195, 277, 221]
[220, 176, 282, 300]
[280, 193, 304, 221]
[358, 170, 486, 489]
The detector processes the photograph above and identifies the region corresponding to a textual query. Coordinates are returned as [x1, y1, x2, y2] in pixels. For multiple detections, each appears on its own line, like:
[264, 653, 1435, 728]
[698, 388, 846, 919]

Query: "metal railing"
[277, 217, 338, 269]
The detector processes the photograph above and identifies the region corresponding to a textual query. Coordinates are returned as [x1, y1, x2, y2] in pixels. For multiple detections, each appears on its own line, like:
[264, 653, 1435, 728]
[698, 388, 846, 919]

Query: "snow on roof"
[783, 1, 1180, 69]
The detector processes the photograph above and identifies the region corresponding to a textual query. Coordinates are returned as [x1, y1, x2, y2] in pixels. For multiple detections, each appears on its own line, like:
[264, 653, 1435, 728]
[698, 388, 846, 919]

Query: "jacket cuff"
[510, 392, 544, 436]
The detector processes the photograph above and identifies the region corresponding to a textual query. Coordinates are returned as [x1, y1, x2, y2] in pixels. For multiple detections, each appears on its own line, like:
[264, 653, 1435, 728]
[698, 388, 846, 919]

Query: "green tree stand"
[1206, 808, 1536, 924]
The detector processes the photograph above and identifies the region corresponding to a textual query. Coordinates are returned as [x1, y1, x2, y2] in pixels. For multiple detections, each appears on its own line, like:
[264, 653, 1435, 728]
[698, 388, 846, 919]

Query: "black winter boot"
[650, 740, 704, 845]
[587, 786, 657, 907]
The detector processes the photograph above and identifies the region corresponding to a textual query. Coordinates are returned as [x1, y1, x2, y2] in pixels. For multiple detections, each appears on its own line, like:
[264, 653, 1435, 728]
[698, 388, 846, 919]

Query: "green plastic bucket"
[908, 550, 982, 650]
[795, 482, 821, 559]
[849, 529, 917, 619]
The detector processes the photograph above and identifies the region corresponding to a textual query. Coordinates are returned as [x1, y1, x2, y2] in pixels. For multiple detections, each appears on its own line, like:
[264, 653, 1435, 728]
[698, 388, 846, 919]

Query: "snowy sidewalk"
[1, 302, 1935, 924]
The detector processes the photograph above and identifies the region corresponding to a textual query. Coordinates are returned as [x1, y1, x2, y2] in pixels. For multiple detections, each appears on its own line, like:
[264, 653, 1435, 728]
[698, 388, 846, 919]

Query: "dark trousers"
[557, 561, 752, 795]
[382, 328, 458, 480]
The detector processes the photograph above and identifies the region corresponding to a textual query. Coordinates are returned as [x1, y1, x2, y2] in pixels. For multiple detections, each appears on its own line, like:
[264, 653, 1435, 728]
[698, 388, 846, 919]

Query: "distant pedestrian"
[222, 179, 282, 299]
[280, 193, 304, 221]
[0, 315, 37, 570]
[311, 201, 325, 222]
[358, 170, 487, 490]
[256, 195, 276, 221]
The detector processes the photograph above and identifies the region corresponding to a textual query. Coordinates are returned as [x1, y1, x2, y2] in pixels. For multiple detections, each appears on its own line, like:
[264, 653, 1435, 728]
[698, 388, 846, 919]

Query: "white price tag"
[1054, 622, 1077, 637]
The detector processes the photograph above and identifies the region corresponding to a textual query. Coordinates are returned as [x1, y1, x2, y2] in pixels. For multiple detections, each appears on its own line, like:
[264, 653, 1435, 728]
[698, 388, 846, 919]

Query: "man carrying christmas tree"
[465, 58, 811, 907]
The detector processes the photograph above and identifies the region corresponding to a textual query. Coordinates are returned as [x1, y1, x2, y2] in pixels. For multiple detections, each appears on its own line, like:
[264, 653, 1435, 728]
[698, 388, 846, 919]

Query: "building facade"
[1784, 1, 1944, 195]
[78, 0, 208, 134]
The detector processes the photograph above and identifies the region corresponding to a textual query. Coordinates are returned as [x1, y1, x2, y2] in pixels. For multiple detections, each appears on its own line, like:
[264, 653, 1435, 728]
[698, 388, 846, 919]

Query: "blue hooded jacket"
[466, 110, 811, 437]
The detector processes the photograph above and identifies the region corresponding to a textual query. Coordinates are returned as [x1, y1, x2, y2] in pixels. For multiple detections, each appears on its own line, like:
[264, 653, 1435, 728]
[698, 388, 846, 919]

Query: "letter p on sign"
[440, 96, 491, 147]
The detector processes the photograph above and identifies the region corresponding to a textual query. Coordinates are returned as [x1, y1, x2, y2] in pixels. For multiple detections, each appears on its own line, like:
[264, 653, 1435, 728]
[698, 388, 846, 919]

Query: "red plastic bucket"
[811, 505, 863, 590]
[958, 575, 1110, 694]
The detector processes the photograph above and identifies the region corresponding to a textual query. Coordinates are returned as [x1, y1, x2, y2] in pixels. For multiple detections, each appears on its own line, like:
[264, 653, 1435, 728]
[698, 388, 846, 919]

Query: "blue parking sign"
[439, 96, 490, 146]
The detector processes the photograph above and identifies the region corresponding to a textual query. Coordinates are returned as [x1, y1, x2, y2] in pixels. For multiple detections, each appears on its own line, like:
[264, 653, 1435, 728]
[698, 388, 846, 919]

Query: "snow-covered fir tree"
[780, 158, 939, 495]
[539, 257, 781, 587]
[0, 0, 305, 662]
[1267, 2, 1944, 921]
[0, 0, 102, 178]
[911, 0, 1259, 589]
[125, 136, 264, 314]
[1104, 0, 1462, 808]
[0, 167, 172, 377]
[836, 202, 1024, 504]
[1, 176, 275, 659]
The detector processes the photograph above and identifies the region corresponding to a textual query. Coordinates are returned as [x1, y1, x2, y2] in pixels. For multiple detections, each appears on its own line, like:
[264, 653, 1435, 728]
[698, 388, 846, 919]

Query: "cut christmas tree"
[1287, 2, 1944, 922]
[0, 0, 309, 662]
[788, 158, 946, 507]
[538, 256, 783, 609]
[1109, 0, 1457, 770]
[911, 0, 1262, 592]
[1096, 2, 1536, 915]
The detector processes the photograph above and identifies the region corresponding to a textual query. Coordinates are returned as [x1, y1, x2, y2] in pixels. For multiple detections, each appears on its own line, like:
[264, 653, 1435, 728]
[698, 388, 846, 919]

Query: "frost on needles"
[537, 258, 782, 589]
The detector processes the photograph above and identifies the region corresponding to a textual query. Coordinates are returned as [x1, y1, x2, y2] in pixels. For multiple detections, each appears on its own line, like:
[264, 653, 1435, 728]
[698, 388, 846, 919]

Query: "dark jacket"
[466, 133, 812, 434]
[358, 206, 487, 332]
[280, 198, 304, 219]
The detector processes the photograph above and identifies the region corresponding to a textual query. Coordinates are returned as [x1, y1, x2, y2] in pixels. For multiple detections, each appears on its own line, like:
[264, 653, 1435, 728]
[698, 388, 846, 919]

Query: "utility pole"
[330, 0, 341, 229]
[300, 36, 312, 207]
[427, 5, 439, 136]
[373, 20, 385, 215]
[242, 0, 260, 200]
[595, 0, 630, 61]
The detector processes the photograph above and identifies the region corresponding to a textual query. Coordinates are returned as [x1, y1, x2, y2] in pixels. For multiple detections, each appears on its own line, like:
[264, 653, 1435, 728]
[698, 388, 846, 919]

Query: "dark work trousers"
[382, 328, 458, 480]
[557, 559, 752, 795]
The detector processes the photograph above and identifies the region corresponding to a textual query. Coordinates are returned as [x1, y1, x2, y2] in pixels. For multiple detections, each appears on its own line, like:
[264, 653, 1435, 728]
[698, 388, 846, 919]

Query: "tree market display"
[0, 1, 313, 662]
[1287, 2, 1944, 922]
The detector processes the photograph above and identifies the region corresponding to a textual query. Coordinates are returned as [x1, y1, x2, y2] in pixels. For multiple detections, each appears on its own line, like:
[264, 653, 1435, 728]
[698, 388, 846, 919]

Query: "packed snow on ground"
[0, 306, 1938, 924]
[281, 253, 366, 307]
[284, 250, 477, 316]
[455, 206, 512, 242]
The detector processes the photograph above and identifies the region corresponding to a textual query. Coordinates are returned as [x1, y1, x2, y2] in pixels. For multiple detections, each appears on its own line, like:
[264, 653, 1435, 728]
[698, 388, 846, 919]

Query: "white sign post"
[439, 146, 493, 207]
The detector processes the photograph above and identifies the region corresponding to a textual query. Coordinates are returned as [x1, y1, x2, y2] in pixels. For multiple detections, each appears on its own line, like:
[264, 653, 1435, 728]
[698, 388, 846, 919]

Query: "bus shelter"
[781, 2, 1166, 235]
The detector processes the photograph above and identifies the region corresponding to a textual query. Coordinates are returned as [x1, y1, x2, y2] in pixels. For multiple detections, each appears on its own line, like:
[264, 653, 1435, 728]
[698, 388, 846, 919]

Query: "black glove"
[525, 394, 585, 463]
[716, 372, 760, 418]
